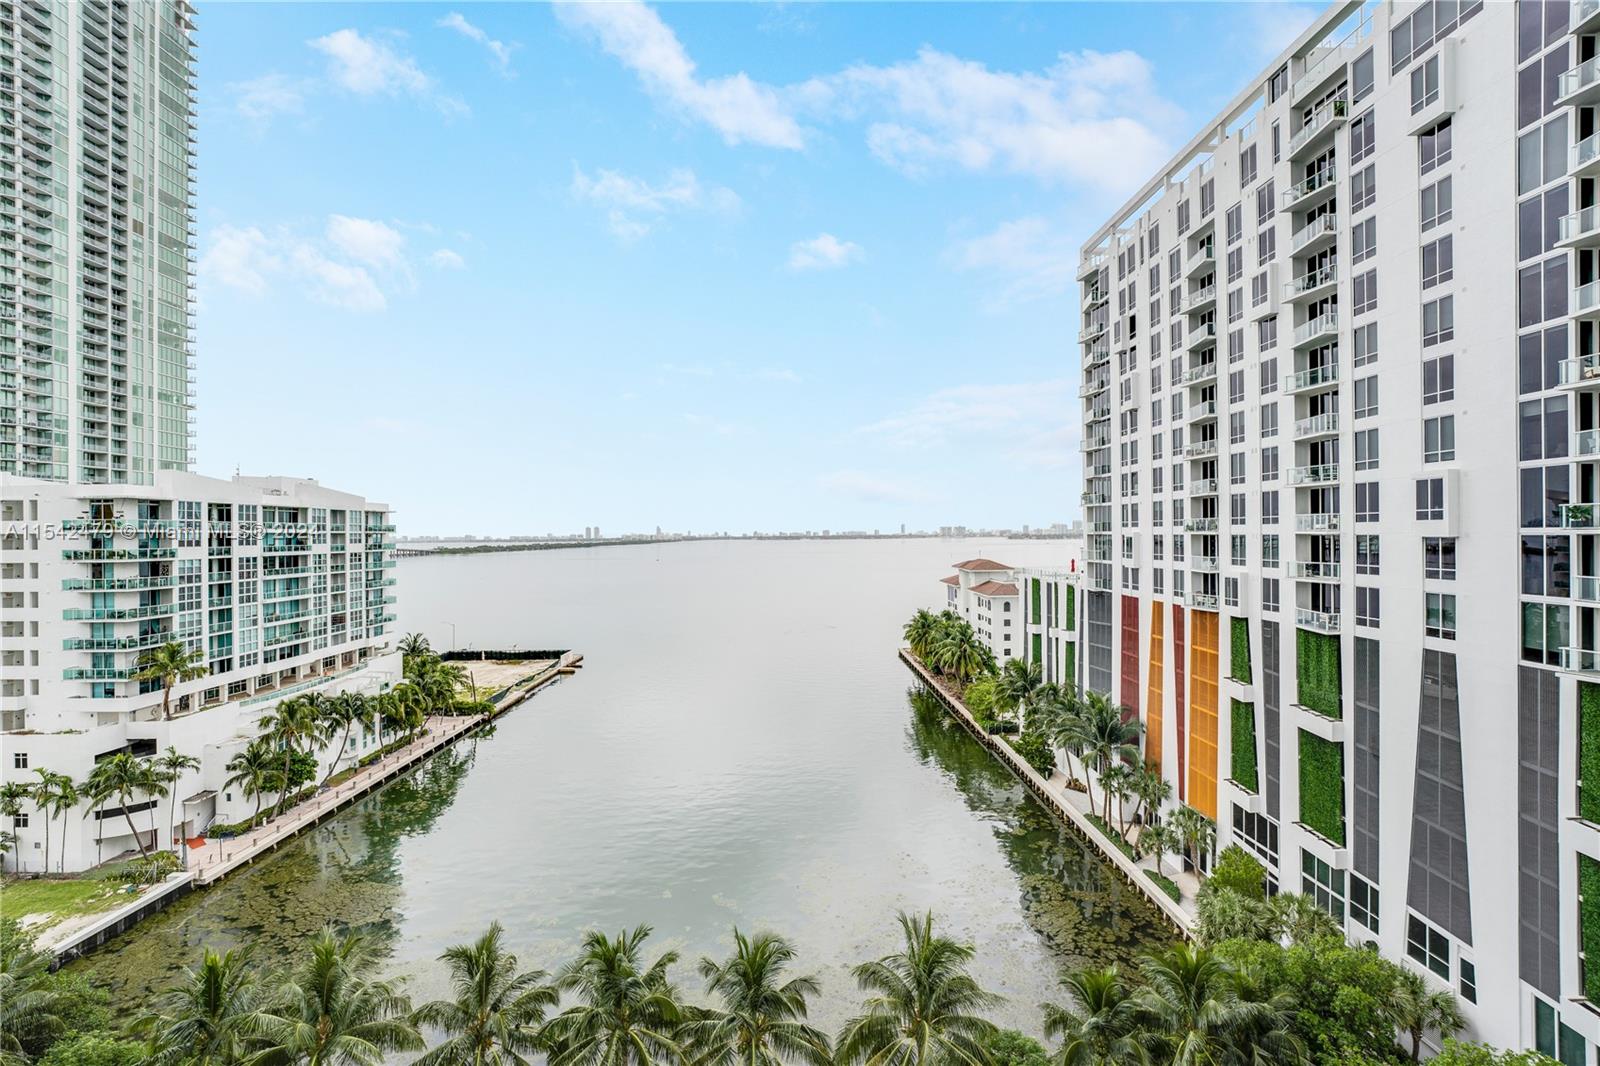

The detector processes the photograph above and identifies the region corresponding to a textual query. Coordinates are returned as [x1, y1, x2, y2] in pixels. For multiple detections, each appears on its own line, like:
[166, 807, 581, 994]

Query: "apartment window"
[1229, 329, 1245, 363]
[1232, 534, 1247, 568]
[12, 812, 27, 829]
[1251, 272, 1269, 309]
[1410, 54, 1441, 113]
[1420, 176, 1453, 230]
[1350, 164, 1376, 213]
[1231, 494, 1247, 524]
[1263, 577, 1280, 613]
[1153, 570, 1165, 595]
[1349, 110, 1375, 163]
[1229, 370, 1245, 404]
[1416, 477, 1446, 521]
[1262, 491, 1279, 525]
[1271, 121, 1281, 163]
[1419, 118, 1452, 174]
[1357, 587, 1380, 628]
[1459, 959, 1476, 1005]
[1227, 247, 1244, 283]
[1227, 203, 1243, 244]
[1256, 180, 1276, 223]
[1224, 577, 1240, 608]
[1354, 428, 1379, 471]
[1423, 355, 1454, 404]
[1349, 874, 1380, 933]
[1230, 451, 1247, 485]
[1352, 217, 1377, 264]
[1228, 289, 1244, 323]
[1424, 416, 1456, 462]
[1357, 534, 1380, 575]
[1517, 114, 1570, 195]
[1407, 915, 1450, 979]
[1177, 200, 1191, 234]
[1263, 534, 1280, 568]
[1426, 593, 1457, 640]
[1200, 178, 1215, 217]
[1421, 236, 1453, 288]
[1423, 296, 1454, 346]
[1261, 447, 1279, 480]
[1354, 376, 1378, 419]
[1352, 48, 1375, 102]
[1302, 850, 1346, 922]
[1154, 535, 1165, 561]
[1356, 482, 1380, 523]
[1424, 537, 1457, 580]
[1230, 412, 1246, 447]
[12, 752, 26, 770]
[1258, 317, 1278, 352]
[1169, 249, 1181, 278]
[1261, 404, 1278, 437]
[1239, 144, 1258, 187]
[1353, 270, 1378, 315]
[1257, 227, 1277, 265]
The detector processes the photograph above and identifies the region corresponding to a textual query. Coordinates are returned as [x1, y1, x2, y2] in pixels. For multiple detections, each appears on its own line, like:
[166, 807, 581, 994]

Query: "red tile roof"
[940, 575, 960, 585]
[952, 558, 1013, 571]
[970, 580, 1019, 596]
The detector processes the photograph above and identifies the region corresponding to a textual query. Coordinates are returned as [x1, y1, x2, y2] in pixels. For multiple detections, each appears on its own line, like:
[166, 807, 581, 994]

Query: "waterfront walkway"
[900, 650, 1198, 936]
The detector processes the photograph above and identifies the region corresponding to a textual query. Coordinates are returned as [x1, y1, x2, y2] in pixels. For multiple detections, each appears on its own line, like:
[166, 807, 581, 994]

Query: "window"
[1421, 236, 1453, 288]
[1423, 296, 1454, 346]
[1349, 110, 1375, 163]
[1407, 914, 1450, 979]
[1226, 203, 1243, 244]
[1459, 959, 1476, 1005]
[1263, 535, 1280, 568]
[1424, 415, 1456, 462]
[1257, 227, 1277, 265]
[1239, 144, 1258, 187]
[1423, 355, 1454, 404]
[1263, 577, 1280, 613]
[1353, 322, 1378, 367]
[1231, 451, 1247, 484]
[1262, 447, 1279, 480]
[1352, 48, 1375, 101]
[1349, 874, 1379, 933]
[1228, 288, 1243, 322]
[1354, 428, 1379, 471]
[1426, 592, 1457, 639]
[1357, 587, 1380, 628]
[1351, 164, 1376, 213]
[12, 812, 27, 829]
[1230, 412, 1246, 447]
[1356, 482, 1379, 523]
[1262, 491, 1279, 525]
[1261, 404, 1278, 437]
[1420, 176, 1452, 231]
[1232, 534, 1247, 567]
[1258, 317, 1278, 352]
[1410, 54, 1440, 113]
[1229, 370, 1245, 405]
[1419, 118, 1452, 174]
[1353, 270, 1378, 315]
[1251, 272, 1269, 309]
[1357, 534, 1380, 575]
[1424, 537, 1457, 580]
[1302, 850, 1346, 922]
[1227, 247, 1244, 283]
[11, 752, 25, 770]
[1351, 217, 1377, 264]
[1416, 477, 1445, 521]
[1256, 180, 1276, 223]
[1353, 377, 1378, 420]
[1225, 576, 1240, 608]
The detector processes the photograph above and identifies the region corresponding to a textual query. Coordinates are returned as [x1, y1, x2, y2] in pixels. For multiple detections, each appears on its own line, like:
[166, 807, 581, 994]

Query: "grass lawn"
[1, 873, 135, 929]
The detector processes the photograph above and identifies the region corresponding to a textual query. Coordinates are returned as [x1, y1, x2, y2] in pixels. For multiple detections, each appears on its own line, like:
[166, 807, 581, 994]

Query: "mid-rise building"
[940, 550, 1083, 680]
[941, 558, 1022, 661]
[1, 0, 199, 484]
[1077, 0, 1600, 1056]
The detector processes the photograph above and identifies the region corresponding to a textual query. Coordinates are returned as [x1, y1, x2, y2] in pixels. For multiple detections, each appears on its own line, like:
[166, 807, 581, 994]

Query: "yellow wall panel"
[1188, 610, 1220, 821]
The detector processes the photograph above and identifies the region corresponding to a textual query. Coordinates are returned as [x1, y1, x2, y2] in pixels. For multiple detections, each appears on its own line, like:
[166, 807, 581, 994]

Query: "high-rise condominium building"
[1078, 0, 1600, 1057]
[1, 0, 198, 483]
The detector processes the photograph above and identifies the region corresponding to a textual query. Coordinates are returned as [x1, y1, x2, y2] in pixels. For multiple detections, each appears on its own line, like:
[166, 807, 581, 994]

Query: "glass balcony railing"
[1189, 478, 1218, 495]
[1296, 513, 1340, 532]
[1561, 206, 1600, 245]
[1294, 412, 1339, 438]
[1560, 503, 1600, 529]
[1295, 608, 1341, 633]
[1292, 561, 1341, 580]
[1285, 364, 1339, 393]
[1294, 312, 1339, 345]
[1290, 463, 1339, 484]
[1291, 213, 1338, 253]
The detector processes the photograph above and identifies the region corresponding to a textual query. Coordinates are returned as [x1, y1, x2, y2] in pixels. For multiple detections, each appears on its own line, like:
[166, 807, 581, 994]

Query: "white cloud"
[309, 29, 467, 115]
[946, 215, 1077, 308]
[438, 12, 518, 76]
[231, 73, 309, 121]
[1242, 4, 1321, 61]
[429, 248, 466, 270]
[818, 470, 935, 505]
[787, 233, 862, 272]
[570, 166, 740, 240]
[326, 215, 407, 270]
[860, 379, 1076, 468]
[200, 215, 441, 312]
[290, 246, 388, 312]
[200, 226, 280, 294]
[553, 1, 805, 149]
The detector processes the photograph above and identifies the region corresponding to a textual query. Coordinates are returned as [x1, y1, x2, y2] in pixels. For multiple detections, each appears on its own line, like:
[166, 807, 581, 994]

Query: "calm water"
[73, 538, 1173, 1033]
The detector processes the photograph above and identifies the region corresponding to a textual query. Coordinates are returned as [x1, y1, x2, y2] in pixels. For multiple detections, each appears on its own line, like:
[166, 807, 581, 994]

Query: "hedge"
[1583, 683, 1600, 825]
[1296, 628, 1342, 719]
[1012, 731, 1057, 776]
[1230, 699, 1258, 793]
[1145, 869, 1182, 902]
[1230, 617, 1252, 683]
[1582, 853, 1600, 1003]
[1298, 730, 1345, 845]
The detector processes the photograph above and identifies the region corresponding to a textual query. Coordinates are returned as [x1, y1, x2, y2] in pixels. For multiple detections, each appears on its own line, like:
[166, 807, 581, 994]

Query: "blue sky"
[194, 1, 1316, 536]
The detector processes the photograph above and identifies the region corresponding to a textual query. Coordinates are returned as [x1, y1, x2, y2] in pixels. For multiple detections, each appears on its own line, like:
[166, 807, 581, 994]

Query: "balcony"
[1184, 439, 1218, 460]
[1085, 342, 1110, 369]
[1188, 399, 1218, 423]
[63, 602, 176, 621]
[1184, 517, 1219, 532]
[1559, 55, 1600, 108]
[1292, 561, 1341, 581]
[1078, 250, 1107, 280]
[1560, 503, 1600, 529]
[1085, 286, 1109, 309]
[1293, 412, 1339, 441]
[1292, 312, 1338, 349]
[1186, 321, 1217, 350]
[1559, 207, 1600, 251]
[1290, 463, 1339, 485]
[1189, 478, 1218, 496]
[1183, 285, 1217, 314]
[1180, 361, 1218, 387]
[1581, 429, 1600, 458]
[1081, 490, 1111, 507]
[1561, 354, 1600, 389]
[1288, 97, 1348, 160]
[1191, 556, 1220, 574]
[1579, 0, 1600, 35]
[1283, 165, 1338, 212]
[1576, 133, 1600, 180]
[61, 546, 176, 561]
[1561, 646, 1600, 675]
[1295, 608, 1341, 634]
[1295, 513, 1340, 533]
[1081, 433, 1110, 452]
[1185, 244, 1216, 279]
[1576, 575, 1600, 605]
[1290, 213, 1338, 255]
[1284, 263, 1337, 303]
[1079, 374, 1109, 399]
[1190, 592, 1220, 610]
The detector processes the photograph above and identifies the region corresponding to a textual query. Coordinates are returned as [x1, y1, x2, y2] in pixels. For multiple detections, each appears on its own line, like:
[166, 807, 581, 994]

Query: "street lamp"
[444, 621, 456, 651]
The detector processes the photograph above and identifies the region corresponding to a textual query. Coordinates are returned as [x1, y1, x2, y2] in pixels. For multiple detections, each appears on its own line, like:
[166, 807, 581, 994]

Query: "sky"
[192, 1, 1319, 536]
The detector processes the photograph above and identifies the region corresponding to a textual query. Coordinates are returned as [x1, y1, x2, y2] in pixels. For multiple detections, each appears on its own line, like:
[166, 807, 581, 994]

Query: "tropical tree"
[28, 770, 75, 876]
[1038, 689, 1088, 786]
[223, 738, 285, 830]
[931, 625, 992, 686]
[155, 747, 201, 857]
[689, 929, 832, 1066]
[1226, 962, 1310, 1065]
[258, 696, 325, 809]
[1131, 945, 1282, 1066]
[1099, 764, 1134, 837]
[134, 946, 272, 1066]
[1389, 969, 1466, 1064]
[834, 911, 1000, 1066]
[250, 926, 422, 1066]
[994, 658, 1043, 721]
[84, 753, 165, 858]
[0, 920, 70, 1064]
[317, 693, 374, 790]
[1078, 694, 1142, 823]
[410, 922, 558, 1066]
[1126, 767, 1171, 833]
[1138, 824, 1178, 880]
[134, 641, 209, 721]
[539, 925, 685, 1066]
[399, 632, 433, 666]
[904, 610, 941, 661]
[1041, 965, 1147, 1066]
[1166, 807, 1214, 875]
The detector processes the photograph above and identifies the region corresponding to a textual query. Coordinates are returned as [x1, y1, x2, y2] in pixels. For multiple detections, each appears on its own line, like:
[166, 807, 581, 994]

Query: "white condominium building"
[1078, 0, 1600, 1057]
[940, 550, 1084, 683]
[1, 0, 199, 483]
[942, 558, 1023, 662]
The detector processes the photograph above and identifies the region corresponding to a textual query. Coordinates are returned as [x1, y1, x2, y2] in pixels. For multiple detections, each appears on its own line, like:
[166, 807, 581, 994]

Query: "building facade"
[1, 0, 198, 484]
[940, 553, 1084, 680]
[1078, 0, 1600, 1057]
[942, 558, 1023, 662]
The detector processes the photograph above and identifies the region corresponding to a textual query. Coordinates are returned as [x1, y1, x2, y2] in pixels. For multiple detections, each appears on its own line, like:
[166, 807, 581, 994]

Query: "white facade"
[941, 558, 1023, 662]
[1, 471, 400, 870]
[1077, 0, 1600, 1057]
[941, 547, 1086, 677]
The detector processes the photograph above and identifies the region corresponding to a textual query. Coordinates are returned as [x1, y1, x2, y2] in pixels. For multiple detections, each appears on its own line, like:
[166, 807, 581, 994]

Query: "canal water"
[71, 537, 1173, 1034]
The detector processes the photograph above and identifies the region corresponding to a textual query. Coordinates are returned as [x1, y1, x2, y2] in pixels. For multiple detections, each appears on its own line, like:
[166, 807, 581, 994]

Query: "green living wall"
[1032, 633, 1042, 665]
[1583, 682, 1600, 824]
[1230, 699, 1258, 792]
[1031, 578, 1042, 625]
[1583, 854, 1600, 1003]
[1230, 617, 1252, 683]
[1063, 641, 1076, 688]
[1296, 628, 1342, 719]
[1065, 585, 1076, 630]
[1298, 730, 1345, 845]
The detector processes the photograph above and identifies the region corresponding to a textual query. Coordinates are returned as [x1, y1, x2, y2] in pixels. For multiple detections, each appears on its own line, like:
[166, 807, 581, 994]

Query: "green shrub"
[1583, 682, 1600, 824]
[1230, 617, 1252, 683]
[1429, 1041, 1561, 1066]
[284, 748, 318, 790]
[1209, 845, 1266, 901]
[1145, 869, 1182, 902]
[1298, 731, 1345, 845]
[1296, 628, 1342, 718]
[38, 1034, 145, 1066]
[1583, 854, 1600, 1003]
[1011, 732, 1056, 777]
[985, 1029, 1050, 1066]
[1230, 700, 1258, 793]
[125, 851, 181, 885]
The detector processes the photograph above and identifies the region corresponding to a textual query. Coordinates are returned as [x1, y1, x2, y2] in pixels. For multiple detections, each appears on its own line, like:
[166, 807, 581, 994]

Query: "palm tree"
[259, 696, 326, 809]
[540, 924, 685, 1066]
[689, 929, 832, 1066]
[410, 921, 557, 1066]
[0, 921, 70, 1063]
[1079, 694, 1142, 823]
[382, 684, 427, 743]
[1099, 764, 1134, 837]
[134, 641, 209, 721]
[28, 770, 75, 876]
[1126, 766, 1171, 832]
[224, 738, 285, 829]
[250, 926, 422, 1066]
[1167, 807, 1214, 875]
[1226, 962, 1308, 1066]
[1041, 965, 1147, 1066]
[399, 632, 432, 665]
[1039, 689, 1088, 786]
[1389, 970, 1465, 1064]
[84, 752, 164, 857]
[835, 912, 1000, 1066]
[318, 693, 374, 790]
[932, 627, 990, 685]
[904, 610, 940, 661]
[994, 658, 1042, 722]
[1138, 824, 1178, 880]
[135, 945, 272, 1066]
[155, 746, 202, 856]
[1130, 945, 1260, 1066]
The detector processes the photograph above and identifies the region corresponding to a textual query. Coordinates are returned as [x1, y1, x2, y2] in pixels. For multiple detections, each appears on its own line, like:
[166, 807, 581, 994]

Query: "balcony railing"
[1580, 429, 1600, 457]
[1188, 400, 1218, 421]
[1558, 54, 1600, 105]
[1560, 646, 1600, 673]
[1559, 354, 1600, 387]
[1560, 503, 1600, 529]
[1578, 0, 1600, 35]
[1290, 213, 1338, 253]
[1184, 439, 1218, 459]
[1180, 362, 1218, 386]
[1288, 97, 1348, 157]
[1575, 575, 1600, 603]
[1294, 412, 1339, 439]
[1290, 463, 1339, 485]
[1191, 556, 1220, 574]
[1283, 165, 1337, 209]
[1285, 263, 1337, 299]
[1575, 132, 1600, 175]
[1294, 312, 1339, 346]
[1190, 592, 1220, 610]
[1189, 478, 1218, 496]
[1560, 206, 1600, 247]
[1292, 561, 1341, 580]
[1184, 517, 1219, 532]
[1296, 513, 1340, 532]
[1295, 608, 1341, 633]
